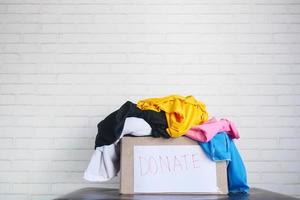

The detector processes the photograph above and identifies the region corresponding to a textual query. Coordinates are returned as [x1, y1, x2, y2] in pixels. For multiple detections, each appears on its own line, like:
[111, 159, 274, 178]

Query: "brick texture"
[0, 0, 300, 199]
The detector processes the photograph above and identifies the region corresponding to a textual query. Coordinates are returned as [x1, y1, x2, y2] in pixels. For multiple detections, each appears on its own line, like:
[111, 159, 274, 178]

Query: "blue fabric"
[198, 132, 249, 193]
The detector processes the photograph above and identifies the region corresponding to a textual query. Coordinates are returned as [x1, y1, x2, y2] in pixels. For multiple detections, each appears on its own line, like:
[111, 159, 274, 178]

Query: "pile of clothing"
[84, 95, 249, 193]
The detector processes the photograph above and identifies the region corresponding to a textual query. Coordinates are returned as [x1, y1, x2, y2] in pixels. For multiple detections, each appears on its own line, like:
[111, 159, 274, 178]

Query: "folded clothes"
[186, 117, 240, 142]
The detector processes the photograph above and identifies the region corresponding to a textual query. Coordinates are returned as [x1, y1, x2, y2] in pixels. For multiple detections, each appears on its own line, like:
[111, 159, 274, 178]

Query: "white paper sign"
[133, 145, 218, 193]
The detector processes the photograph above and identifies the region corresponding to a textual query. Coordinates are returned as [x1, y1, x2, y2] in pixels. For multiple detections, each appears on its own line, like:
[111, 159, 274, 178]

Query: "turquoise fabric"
[198, 132, 249, 193]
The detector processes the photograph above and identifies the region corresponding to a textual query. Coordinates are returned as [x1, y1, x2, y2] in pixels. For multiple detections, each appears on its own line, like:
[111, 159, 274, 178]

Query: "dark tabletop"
[54, 187, 299, 200]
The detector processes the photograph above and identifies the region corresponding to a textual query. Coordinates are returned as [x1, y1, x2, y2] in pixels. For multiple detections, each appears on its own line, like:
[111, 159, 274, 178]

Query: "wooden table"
[54, 187, 299, 200]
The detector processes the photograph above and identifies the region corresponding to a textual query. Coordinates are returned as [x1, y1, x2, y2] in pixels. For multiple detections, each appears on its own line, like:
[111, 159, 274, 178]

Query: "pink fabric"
[185, 117, 240, 142]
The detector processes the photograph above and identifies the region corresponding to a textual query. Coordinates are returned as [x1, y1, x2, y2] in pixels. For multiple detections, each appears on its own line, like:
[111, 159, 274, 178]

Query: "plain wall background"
[1, 0, 300, 199]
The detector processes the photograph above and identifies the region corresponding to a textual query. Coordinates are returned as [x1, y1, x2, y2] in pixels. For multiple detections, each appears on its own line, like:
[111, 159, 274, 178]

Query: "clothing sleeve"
[198, 132, 249, 193]
[84, 144, 120, 182]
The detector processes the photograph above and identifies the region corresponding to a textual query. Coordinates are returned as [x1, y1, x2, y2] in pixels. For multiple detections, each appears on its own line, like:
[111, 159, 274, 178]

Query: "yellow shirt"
[137, 95, 208, 137]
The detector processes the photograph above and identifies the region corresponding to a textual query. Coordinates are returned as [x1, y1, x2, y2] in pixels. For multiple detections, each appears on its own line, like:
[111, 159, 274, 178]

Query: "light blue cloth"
[198, 132, 249, 193]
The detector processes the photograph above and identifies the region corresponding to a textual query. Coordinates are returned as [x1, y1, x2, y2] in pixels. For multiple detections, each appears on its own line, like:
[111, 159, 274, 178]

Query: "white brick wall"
[0, 0, 300, 199]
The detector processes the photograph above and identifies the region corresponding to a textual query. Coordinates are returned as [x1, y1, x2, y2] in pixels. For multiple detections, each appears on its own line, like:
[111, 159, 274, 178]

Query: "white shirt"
[84, 117, 152, 182]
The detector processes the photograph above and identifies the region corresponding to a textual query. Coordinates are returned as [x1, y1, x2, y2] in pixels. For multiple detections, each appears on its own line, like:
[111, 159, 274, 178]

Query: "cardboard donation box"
[120, 136, 228, 194]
